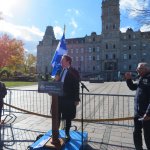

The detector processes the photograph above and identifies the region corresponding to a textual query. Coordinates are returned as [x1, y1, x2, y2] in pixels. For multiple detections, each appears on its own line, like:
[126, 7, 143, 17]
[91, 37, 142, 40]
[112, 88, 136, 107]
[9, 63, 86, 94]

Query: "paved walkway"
[0, 82, 147, 150]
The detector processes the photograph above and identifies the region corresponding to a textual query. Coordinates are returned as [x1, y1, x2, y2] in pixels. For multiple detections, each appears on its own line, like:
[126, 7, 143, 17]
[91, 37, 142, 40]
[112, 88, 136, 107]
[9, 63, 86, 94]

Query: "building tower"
[101, 0, 120, 81]
[101, 0, 120, 36]
[36, 26, 56, 74]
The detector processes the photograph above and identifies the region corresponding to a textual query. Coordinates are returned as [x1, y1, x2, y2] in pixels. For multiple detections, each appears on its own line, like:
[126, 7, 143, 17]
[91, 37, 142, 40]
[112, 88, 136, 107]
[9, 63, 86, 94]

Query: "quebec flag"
[51, 33, 68, 77]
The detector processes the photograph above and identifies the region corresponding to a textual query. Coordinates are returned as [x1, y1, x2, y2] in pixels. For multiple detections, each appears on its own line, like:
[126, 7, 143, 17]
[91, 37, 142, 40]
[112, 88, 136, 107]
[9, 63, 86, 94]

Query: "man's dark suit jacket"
[58, 67, 80, 120]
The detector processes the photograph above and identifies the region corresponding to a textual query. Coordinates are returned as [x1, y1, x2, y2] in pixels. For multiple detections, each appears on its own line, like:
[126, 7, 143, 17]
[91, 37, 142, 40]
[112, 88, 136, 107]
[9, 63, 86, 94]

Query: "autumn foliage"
[0, 34, 24, 71]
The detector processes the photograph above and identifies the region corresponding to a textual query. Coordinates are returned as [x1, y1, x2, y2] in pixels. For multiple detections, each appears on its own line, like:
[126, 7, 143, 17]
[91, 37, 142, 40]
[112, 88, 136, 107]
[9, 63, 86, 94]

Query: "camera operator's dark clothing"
[126, 73, 150, 150]
[126, 73, 150, 117]
[133, 117, 150, 150]
[0, 82, 7, 122]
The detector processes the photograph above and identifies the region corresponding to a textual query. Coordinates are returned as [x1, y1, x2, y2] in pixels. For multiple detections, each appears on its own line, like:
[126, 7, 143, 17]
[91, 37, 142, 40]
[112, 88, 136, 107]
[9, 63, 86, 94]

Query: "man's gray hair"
[138, 62, 150, 71]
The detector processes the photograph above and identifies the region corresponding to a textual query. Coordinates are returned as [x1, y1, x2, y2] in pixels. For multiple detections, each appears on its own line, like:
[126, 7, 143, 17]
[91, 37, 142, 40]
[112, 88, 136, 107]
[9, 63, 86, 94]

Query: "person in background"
[58, 54, 80, 141]
[0, 81, 7, 124]
[125, 62, 150, 150]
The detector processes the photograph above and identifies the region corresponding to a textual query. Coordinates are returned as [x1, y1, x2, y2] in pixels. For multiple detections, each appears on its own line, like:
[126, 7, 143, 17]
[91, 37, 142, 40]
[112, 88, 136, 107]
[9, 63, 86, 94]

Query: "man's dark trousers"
[134, 117, 150, 150]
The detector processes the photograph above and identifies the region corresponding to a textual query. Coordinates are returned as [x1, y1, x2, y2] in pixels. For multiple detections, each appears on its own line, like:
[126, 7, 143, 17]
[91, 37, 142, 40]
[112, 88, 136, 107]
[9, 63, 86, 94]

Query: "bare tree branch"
[127, 1, 150, 25]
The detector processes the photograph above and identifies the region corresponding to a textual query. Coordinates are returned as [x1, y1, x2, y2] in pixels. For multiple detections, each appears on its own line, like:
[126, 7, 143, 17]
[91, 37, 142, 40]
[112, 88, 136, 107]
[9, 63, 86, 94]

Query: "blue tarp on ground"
[30, 130, 88, 150]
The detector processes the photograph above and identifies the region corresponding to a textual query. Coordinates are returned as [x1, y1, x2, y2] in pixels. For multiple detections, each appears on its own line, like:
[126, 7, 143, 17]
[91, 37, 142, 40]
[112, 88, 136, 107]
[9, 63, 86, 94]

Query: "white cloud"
[24, 48, 29, 53]
[69, 18, 78, 29]
[53, 26, 63, 39]
[0, 20, 43, 42]
[0, 19, 44, 54]
[70, 30, 76, 37]
[140, 24, 150, 32]
[0, 0, 15, 18]
[0, 0, 28, 19]
[64, 8, 80, 38]
[67, 9, 80, 16]
[120, 24, 150, 33]
[120, 26, 130, 33]
[120, 0, 149, 18]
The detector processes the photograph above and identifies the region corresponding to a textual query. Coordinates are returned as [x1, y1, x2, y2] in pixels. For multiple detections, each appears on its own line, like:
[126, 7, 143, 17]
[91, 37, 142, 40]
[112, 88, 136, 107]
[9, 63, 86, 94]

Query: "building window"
[129, 54, 131, 59]
[93, 47, 95, 52]
[123, 54, 127, 59]
[81, 56, 84, 61]
[133, 53, 137, 58]
[129, 65, 131, 70]
[93, 66, 95, 71]
[76, 49, 78, 53]
[106, 44, 108, 49]
[113, 54, 116, 59]
[93, 56, 95, 61]
[76, 57, 78, 61]
[113, 24, 116, 29]
[123, 64, 127, 70]
[78, 67, 80, 71]
[128, 34, 131, 39]
[96, 47, 100, 52]
[89, 56, 91, 61]
[81, 48, 84, 53]
[93, 37, 95, 42]
[106, 54, 108, 59]
[71, 57, 73, 61]
[113, 44, 116, 49]
[129, 46, 131, 50]
[71, 49, 73, 53]
[88, 38, 91, 42]
[97, 55, 100, 60]
[109, 53, 112, 59]
[89, 47, 92, 52]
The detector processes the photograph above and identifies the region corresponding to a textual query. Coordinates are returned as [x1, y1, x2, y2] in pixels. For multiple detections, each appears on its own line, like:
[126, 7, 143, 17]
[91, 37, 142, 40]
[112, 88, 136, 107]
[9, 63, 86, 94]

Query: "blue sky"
[0, 0, 150, 55]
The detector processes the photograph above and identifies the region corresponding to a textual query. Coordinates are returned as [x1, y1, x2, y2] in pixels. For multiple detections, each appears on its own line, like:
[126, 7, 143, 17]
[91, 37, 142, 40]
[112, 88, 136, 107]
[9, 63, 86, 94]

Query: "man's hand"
[55, 75, 60, 81]
[143, 114, 150, 121]
[125, 72, 132, 80]
[75, 101, 79, 106]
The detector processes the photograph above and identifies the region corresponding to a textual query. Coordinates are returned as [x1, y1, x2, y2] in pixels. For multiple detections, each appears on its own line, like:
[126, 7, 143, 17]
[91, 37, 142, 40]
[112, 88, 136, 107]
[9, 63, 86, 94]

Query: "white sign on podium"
[38, 81, 64, 96]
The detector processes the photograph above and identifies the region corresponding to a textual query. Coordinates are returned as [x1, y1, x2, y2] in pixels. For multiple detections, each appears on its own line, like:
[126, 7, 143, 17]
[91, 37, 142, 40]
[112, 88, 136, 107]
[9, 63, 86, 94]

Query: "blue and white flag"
[51, 33, 68, 77]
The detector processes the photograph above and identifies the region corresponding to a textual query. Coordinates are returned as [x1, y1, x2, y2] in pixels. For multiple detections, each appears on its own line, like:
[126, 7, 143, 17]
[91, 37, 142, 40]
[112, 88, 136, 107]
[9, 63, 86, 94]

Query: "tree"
[0, 34, 25, 72]
[23, 52, 36, 74]
[128, 0, 150, 25]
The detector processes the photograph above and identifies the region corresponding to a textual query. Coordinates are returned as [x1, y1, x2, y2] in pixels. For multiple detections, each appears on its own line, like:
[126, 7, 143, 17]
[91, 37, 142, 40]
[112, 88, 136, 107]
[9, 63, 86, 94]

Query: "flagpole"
[64, 25, 66, 34]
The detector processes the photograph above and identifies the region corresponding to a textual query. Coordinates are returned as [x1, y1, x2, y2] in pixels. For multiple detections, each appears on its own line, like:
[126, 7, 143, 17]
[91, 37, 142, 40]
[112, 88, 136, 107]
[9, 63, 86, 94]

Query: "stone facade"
[37, 0, 150, 81]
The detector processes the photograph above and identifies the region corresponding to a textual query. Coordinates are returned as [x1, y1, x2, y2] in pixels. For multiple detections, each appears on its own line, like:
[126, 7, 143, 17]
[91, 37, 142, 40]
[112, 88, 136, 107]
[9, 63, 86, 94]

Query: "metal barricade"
[3, 89, 134, 127]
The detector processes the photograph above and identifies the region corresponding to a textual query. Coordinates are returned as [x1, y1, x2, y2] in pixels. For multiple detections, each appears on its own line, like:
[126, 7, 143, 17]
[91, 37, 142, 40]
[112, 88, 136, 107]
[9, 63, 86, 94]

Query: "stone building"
[37, 0, 150, 81]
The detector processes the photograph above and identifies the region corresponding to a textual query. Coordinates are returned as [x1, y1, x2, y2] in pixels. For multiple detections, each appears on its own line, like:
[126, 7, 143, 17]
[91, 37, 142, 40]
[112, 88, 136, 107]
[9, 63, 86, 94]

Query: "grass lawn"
[3, 81, 37, 87]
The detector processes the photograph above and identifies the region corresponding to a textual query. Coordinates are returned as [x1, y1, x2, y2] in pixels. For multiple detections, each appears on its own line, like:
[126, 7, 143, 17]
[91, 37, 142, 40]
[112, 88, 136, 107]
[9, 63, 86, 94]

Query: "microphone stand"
[80, 81, 89, 150]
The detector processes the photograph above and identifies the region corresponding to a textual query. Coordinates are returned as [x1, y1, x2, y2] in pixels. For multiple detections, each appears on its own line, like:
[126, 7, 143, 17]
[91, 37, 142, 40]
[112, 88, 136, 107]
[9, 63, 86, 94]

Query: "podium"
[38, 80, 65, 149]
[32, 80, 88, 149]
